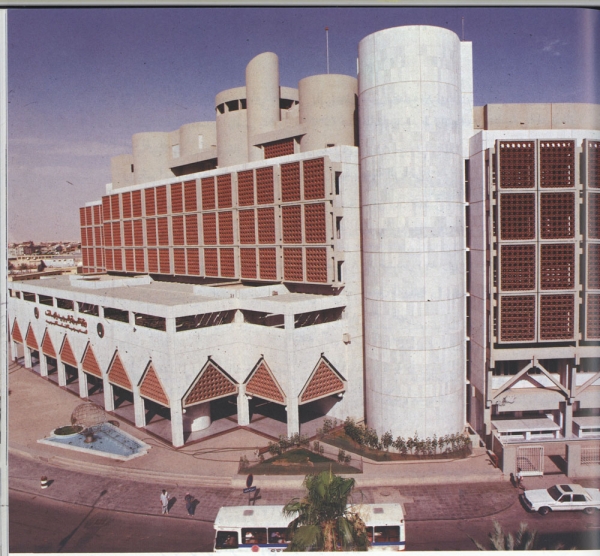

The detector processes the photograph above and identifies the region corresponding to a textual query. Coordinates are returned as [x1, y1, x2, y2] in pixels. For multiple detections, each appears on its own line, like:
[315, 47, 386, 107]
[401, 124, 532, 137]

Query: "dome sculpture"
[70, 403, 107, 428]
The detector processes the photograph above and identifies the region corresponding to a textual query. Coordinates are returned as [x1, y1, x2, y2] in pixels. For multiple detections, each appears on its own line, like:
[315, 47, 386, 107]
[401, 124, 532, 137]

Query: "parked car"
[522, 484, 600, 515]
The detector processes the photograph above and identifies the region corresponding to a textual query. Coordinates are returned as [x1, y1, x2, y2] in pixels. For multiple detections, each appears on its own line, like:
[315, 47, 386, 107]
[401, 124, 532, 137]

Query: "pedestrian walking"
[516, 467, 523, 489]
[160, 489, 170, 515]
[184, 492, 194, 516]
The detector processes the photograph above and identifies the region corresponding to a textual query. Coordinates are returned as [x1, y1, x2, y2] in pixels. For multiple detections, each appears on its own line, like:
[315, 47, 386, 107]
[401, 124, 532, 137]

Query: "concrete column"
[286, 397, 300, 437]
[237, 384, 250, 426]
[103, 380, 115, 412]
[566, 443, 582, 478]
[501, 443, 517, 476]
[11, 341, 18, 362]
[564, 402, 574, 439]
[170, 402, 185, 448]
[133, 390, 146, 428]
[78, 367, 88, 398]
[24, 347, 32, 369]
[39, 354, 48, 377]
[57, 358, 67, 387]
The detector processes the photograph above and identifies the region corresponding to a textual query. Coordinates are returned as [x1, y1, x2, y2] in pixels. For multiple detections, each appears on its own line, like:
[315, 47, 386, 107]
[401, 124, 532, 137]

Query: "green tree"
[283, 469, 369, 551]
[469, 521, 536, 551]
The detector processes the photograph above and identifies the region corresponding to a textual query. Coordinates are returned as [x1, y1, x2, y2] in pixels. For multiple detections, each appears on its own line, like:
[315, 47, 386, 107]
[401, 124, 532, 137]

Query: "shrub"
[268, 441, 282, 456]
[381, 431, 393, 451]
[337, 449, 347, 464]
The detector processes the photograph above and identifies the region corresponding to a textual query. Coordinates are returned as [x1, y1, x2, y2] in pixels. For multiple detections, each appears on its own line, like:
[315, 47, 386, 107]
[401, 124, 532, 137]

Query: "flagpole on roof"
[326, 27, 330, 74]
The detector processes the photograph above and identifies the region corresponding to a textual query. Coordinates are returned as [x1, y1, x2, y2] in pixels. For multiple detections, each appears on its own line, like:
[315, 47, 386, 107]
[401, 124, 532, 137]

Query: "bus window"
[268, 528, 288, 544]
[215, 531, 238, 549]
[242, 528, 267, 545]
[374, 526, 400, 543]
[366, 527, 374, 543]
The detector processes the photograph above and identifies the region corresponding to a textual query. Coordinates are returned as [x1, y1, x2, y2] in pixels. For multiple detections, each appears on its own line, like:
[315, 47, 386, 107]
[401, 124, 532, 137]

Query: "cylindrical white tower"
[358, 26, 466, 439]
[132, 132, 171, 185]
[246, 52, 280, 162]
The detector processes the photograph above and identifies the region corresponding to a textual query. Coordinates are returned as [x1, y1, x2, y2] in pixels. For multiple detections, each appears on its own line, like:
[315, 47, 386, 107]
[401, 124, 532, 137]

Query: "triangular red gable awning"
[11, 319, 23, 343]
[82, 343, 102, 378]
[25, 325, 38, 350]
[299, 358, 345, 404]
[59, 336, 78, 367]
[245, 360, 285, 404]
[108, 352, 132, 392]
[139, 363, 169, 407]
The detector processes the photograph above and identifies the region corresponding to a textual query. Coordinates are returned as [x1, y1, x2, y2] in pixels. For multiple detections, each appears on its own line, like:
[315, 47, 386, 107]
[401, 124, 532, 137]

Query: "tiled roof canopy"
[59, 336, 78, 367]
[108, 352, 132, 391]
[139, 363, 169, 406]
[82, 343, 102, 378]
[183, 361, 237, 407]
[245, 360, 285, 404]
[299, 357, 345, 404]
[41, 329, 56, 358]
[25, 325, 38, 350]
[11, 319, 23, 343]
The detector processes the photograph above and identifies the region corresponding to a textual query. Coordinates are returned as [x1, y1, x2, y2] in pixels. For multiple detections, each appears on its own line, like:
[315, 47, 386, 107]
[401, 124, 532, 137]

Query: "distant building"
[8, 25, 599, 477]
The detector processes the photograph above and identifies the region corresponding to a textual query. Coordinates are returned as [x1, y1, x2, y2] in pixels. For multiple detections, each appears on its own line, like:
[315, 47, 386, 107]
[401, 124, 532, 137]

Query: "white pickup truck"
[522, 484, 600, 515]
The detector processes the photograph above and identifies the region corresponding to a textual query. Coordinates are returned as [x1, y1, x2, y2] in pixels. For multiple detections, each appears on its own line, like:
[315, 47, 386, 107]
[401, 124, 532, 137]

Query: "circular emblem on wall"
[34, 307, 39, 319]
[97, 323, 104, 338]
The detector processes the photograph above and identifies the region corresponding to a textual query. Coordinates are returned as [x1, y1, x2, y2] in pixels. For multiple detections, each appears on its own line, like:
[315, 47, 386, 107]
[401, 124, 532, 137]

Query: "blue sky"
[7, 7, 599, 242]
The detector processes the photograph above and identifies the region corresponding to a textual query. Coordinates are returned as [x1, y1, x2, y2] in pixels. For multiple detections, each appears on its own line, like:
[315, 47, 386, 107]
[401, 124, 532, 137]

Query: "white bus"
[214, 503, 406, 552]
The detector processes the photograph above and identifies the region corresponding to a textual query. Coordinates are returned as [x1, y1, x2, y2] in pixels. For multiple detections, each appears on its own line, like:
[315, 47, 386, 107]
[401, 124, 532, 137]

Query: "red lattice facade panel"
[185, 214, 199, 245]
[82, 344, 102, 378]
[79, 207, 86, 227]
[259, 248, 277, 280]
[113, 249, 123, 271]
[246, 361, 285, 403]
[238, 170, 255, 207]
[218, 212, 234, 245]
[281, 162, 301, 202]
[146, 218, 157, 246]
[187, 248, 201, 275]
[25, 325, 38, 350]
[132, 190, 142, 218]
[540, 294, 575, 340]
[147, 248, 158, 273]
[171, 182, 183, 213]
[110, 195, 120, 220]
[82, 248, 89, 267]
[103, 223, 113, 247]
[203, 213, 217, 245]
[172, 216, 185, 246]
[96, 248, 104, 269]
[589, 193, 600, 239]
[588, 243, 600, 290]
[499, 295, 536, 342]
[257, 207, 276, 244]
[184, 180, 197, 212]
[122, 192, 132, 219]
[283, 248, 304, 281]
[264, 138, 294, 159]
[589, 141, 600, 188]
[112, 222, 122, 246]
[587, 294, 600, 339]
[157, 217, 169, 246]
[156, 185, 168, 214]
[93, 205, 102, 225]
[540, 243, 575, 290]
[102, 196, 111, 221]
[11, 320, 23, 343]
[133, 220, 143, 246]
[303, 158, 326, 200]
[220, 248, 235, 277]
[184, 363, 237, 406]
[540, 192, 575, 239]
[239, 210, 256, 244]
[500, 193, 536, 240]
[159, 248, 171, 274]
[123, 220, 133, 246]
[256, 167, 274, 205]
[174, 248, 186, 274]
[135, 249, 145, 272]
[540, 141, 575, 188]
[300, 360, 344, 403]
[202, 177, 216, 210]
[41, 330, 56, 358]
[282, 205, 302, 244]
[204, 248, 219, 276]
[217, 174, 232, 209]
[240, 248, 257, 279]
[124, 249, 135, 271]
[94, 226, 103, 246]
[499, 142, 535, 189]
[145, 188, 156, 216]
[105, 248, 114, 270]
[140, 364, 169, 406]
[60, 336, 78, 367]
[108, 352, 132, 391]
[306, 247, 328, 283]
[500, 244, 536, 291]
[305, 203, 327, 243]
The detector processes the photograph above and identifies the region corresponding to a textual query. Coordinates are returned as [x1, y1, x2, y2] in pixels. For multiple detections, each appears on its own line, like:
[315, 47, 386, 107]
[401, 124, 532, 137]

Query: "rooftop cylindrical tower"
[246, 52, 280, 162]
[358, 25, 466, 439]
[132, 132, 171, 185]
[215, 87, 248, 167]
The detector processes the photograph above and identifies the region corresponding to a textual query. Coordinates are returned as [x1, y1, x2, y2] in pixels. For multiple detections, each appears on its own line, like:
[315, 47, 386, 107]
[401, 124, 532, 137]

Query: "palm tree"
[283, 469, 369, 551]
[469, 521, 536, 551]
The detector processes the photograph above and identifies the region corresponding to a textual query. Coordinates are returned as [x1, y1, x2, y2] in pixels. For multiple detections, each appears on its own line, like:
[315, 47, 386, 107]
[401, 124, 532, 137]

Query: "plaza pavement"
[9, 359, 571, 523]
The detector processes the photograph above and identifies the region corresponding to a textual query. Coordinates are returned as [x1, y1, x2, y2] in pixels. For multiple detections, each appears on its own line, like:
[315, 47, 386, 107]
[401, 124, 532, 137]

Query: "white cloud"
[542, 38, 567, 57]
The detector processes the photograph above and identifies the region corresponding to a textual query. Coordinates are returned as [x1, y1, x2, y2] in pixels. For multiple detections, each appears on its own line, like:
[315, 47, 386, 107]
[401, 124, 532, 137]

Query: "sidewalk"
[9, 361, 506, 487]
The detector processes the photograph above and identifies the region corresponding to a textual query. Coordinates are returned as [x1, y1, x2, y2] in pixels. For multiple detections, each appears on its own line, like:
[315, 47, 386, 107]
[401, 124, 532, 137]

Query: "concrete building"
[8, 25, 599, 476]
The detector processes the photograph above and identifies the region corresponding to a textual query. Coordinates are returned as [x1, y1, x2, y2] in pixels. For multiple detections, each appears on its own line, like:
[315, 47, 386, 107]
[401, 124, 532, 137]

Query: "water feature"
[38, 422, 150, 461]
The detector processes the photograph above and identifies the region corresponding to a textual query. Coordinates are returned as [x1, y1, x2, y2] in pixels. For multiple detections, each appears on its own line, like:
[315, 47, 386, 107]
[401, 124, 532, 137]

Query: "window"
[294, 307, 344, 328]
[134, 313, 166, 331]
[335, 172, 341, 195]
[336, 217, 342, 239]
[79, 303, 99, 316]
[56, 298, 74, 311]
[198, 135, 204, 150]
[38, 295, 53, 306]
[573, 494, 587, 502]
[215, 531, 238, 550]
[176, 311, 236, 332]
[337, 261, 343, 282]
[242, 528, 267, 545]
[373, 526, 400, 544]
[131, 164, 134, 173]
[103, 307, 129, 323]
[172, 144, 180, 158]
[559, 495, 571, 503]
[241, 310, 284, 328]
[268, 528, 289, 544]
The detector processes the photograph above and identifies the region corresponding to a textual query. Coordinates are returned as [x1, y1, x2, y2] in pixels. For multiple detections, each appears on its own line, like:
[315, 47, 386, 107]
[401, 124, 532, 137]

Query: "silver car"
[522, 484, 600, 515]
